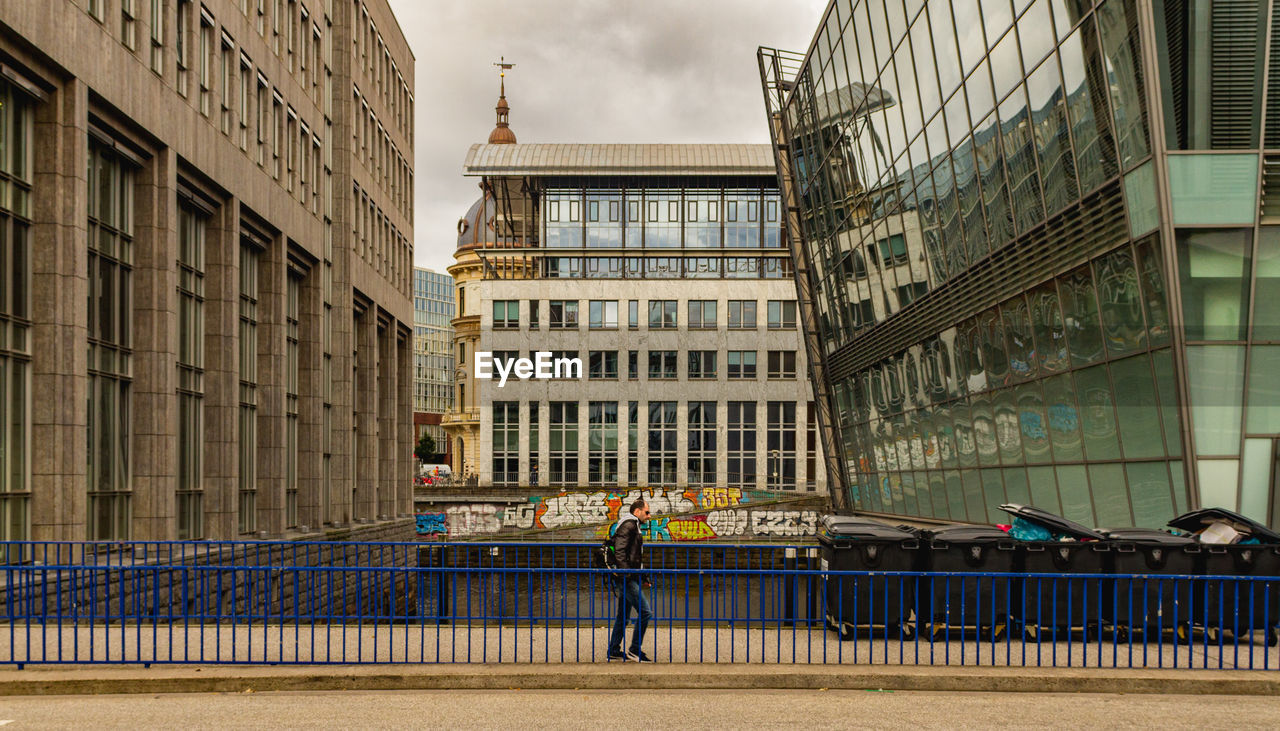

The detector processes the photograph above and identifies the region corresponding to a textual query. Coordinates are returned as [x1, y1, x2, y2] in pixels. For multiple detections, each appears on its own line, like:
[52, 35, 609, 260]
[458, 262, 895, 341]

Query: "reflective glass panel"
[1168, 154, 1258, 226]
[1075, 364, 1120, 460]
[1252, 228, 1280, 341]
[1245, 346, 1280, 433]
[1126, 461, 1173, 529]
[1186, 345, 1244, 456]
[1176, 229, 1251, 341]
[1089, 462, 1131, 527]
[1110, 354, 1165, 459]
[1054, 464, 1094, 526]
[1095, 248, 1144, 357]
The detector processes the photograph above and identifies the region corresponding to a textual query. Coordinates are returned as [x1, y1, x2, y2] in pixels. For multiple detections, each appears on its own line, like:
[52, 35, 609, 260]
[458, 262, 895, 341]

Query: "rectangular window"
[87, 141, 135, 541]
[492, 402, 518, 485]
[728, 402, 756, 488]
[220, 34, 234, 133]
[528, 401, 540, 483]
[588, 300, 618, 329]
[647, 350, 677, 379]
[648, 300, 677, 328]
[767, 401, 797, 489]
[198, 11, 213, 116]
[549, 299, 579, 328]
[176, 204, 207, 539]
[767, 300, 797, 329]
[687, 350, 717, 379]
[122, 0, 137, 51]
[647, 401, 678, 484]
[0, 82, 32, 543]
[549, 401, 579, 486]
[285, 272, 300, 528]
[238, 241, 259, 534]
[767, 350, 797, 379]
[588, 401, 618, 486]
[492, 299, 518, 329]
[628, 350, 638, 380]
[150, 0, 164, 71]
[877, 234, 909, 266]
[529, 299, 539, 328]
[628, 299, 638, 329]
[728, 350, 757, 379]
[627, 401, 639, 486]
[688, 300, 717, 328]
[728, 300, 757, 329]
[687, 402, 716, 486]
[588, 350, 618, 379]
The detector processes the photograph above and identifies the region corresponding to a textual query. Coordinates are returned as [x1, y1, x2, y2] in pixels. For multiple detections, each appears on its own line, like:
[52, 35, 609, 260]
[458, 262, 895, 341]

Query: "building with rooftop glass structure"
[761, 0, 1280, 528]
[442, 81, 826, 490]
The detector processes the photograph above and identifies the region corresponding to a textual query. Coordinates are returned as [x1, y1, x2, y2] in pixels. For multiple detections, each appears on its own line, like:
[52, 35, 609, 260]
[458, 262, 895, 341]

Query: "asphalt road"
[2, 689, 1278, 729]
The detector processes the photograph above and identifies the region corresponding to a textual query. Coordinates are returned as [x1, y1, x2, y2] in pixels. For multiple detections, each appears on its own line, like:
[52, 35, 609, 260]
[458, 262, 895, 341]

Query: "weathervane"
[493, 56, 515, 95]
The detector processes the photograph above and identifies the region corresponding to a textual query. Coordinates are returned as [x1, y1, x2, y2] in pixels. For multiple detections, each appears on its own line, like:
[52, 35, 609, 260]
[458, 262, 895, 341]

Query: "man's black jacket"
[613, 517, 645, 570]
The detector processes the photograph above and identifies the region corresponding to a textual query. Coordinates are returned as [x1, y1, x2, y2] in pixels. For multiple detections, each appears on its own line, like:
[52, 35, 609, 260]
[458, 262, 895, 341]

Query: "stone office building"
[444, 87, 826, 491]
[0, 0, 415, 541]
[764, 0, 1280, 529]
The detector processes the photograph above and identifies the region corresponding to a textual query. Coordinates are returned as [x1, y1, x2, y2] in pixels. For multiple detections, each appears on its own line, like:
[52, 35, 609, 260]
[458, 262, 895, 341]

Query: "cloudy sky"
[386, 0, 829, 272]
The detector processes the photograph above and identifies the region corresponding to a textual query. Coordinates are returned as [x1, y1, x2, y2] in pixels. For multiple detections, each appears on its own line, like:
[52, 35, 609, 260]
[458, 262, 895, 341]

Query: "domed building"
[442, 80, 537, 481]
[437, 69, 826, 496]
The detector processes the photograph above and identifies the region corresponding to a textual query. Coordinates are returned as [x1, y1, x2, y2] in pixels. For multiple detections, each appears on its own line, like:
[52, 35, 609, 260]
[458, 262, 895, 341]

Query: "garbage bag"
[1008, 516, 1053, 542]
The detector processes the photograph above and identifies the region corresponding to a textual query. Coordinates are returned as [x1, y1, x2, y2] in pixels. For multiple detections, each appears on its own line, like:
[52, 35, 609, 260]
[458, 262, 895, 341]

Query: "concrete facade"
[0, 0, 415, 541]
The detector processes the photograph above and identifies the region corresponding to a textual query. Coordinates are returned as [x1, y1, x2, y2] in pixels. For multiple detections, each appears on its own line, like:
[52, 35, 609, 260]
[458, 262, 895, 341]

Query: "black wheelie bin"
[924, 525, 1017, 639]
[999, 504, 1110, 638]
[1168, 508, 1280, 645]
[1097, 528, 1198, 639]
[817, 515, 923, 640]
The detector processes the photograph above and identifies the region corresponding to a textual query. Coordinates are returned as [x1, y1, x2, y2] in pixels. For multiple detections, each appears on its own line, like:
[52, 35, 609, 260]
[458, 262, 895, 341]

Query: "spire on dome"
[488, 57, 517, 145]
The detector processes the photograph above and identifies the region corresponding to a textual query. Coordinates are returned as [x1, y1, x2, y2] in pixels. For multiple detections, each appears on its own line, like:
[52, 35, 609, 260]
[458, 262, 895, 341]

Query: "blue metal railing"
[1, 540, 1278, 668]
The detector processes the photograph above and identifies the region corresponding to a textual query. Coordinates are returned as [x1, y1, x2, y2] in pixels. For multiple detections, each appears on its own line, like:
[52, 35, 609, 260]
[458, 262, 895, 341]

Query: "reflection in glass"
[1176, 229, 1251, 341]
[1027, 464, 1061, 514]
[1027, 52, 1078, 214]
[1151, 350, 1182, 458]
[1089, 462, 1131, 526]
[1055, 464, 1094, 526]
[1241, 439, 1271, 523]
[1186, 345, 1244, 456]
[1110, 354, 1164, 459]
[1003, 296, 1036, 381]
[999, 86, 1044, 233]
[1029, 282, 1068, 372]
[1018, 381, 1052, 464]
[1075, 364, 1120, 460]
[1060, 266, 1104, 366]
[1094, 0, 1150, 169]
[1134, 237, 1170, 348]
[1043, 373, 1083, 461]
[1126, 461, 1174, 529]
[1245, 346, 1280, 433]
[1095, 248, 1144, 357]
[1168, 154, 1258, 226]
[1252, 228, 1280, 340]
[1059, 24, 1112, 192]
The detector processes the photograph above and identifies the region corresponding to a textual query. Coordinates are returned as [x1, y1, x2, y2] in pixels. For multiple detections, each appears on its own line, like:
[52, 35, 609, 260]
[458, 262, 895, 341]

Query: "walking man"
[607, 498, 653, 662]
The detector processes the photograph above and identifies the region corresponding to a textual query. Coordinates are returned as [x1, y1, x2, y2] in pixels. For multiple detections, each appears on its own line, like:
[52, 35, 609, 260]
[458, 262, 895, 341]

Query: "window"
[647, 350, 677, 379]
[627, 401, 639, 486]
[877, 234, 909, 266]
[549, 401, 579, 486]
[628, 300, 638, 329]
[177, 205, 207, 539]
[529, 299, 539, 328]
[150, 0, 164, 70]
[0, 82, 32, 543]
[647, 402, 678, 484]
[220, 34, 234, 133]
[767, 350, 797, 379]
[767, 402, 797, 489]
[490, 350, 518, 373]
[589, 300, 618, 329]
[628, 350, 638, 380]
[285, 272, 300, 528]
[648, 300, 676, 328]
[549, 299, 579, 328]
[122, 0, 137, 50]
[528, 401, 540, 482]
[588, 402, 618, 486]
[87, 141, 135, 541]
[588, 350, 618, 379]
[728, 350, 757, 379]
[492, 300, 518, 329]
[238, 241, 258, 534]
[492, 402, 518, 485]
[728, 402, 756, 488]
[767, 300, 797, 329]
[728, 300, 757, 329]
[198, 10, 213, 116]
[688, 351, 717, 379]
[688, 300, 717, 328]
[687, 402, 716, 486]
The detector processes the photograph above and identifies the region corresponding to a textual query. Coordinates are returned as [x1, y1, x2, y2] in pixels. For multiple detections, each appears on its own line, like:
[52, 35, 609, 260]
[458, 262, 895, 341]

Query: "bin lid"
[998, 503, 1105, 540]
[1097, 527, 1195, 545]
[928, 524, 1010, 543]
[820, 515, 914, 541]
[1166, 508, 1280, 544]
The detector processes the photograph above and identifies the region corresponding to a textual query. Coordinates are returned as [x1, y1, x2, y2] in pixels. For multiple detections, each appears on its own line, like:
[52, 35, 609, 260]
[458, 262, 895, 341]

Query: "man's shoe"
[627, 651, 653, 662]
[606, 650, 628, 662]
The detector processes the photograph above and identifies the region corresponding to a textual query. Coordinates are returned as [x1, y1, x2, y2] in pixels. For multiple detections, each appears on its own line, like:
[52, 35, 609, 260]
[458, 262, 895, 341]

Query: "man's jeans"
[608, 577, 652, 655]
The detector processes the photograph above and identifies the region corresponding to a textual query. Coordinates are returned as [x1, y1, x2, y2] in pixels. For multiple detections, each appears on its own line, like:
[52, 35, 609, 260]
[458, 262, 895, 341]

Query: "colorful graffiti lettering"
[445, 504, 502, 536]
[415, 512, 447, 535]
[667, 516, 716, 541]
[640, 518, 671, 542]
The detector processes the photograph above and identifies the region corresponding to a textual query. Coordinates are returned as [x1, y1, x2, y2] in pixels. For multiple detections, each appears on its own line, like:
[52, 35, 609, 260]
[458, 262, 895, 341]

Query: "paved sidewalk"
[1, 661, 1279, 697]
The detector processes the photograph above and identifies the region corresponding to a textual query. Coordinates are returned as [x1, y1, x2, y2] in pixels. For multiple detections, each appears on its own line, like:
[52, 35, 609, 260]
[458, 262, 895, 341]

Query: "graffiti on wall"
[415, 485, 820, 542]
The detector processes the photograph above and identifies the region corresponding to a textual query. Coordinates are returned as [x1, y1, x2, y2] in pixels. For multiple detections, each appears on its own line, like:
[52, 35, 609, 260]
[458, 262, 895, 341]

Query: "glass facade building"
[762, 0, 1280, 528]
